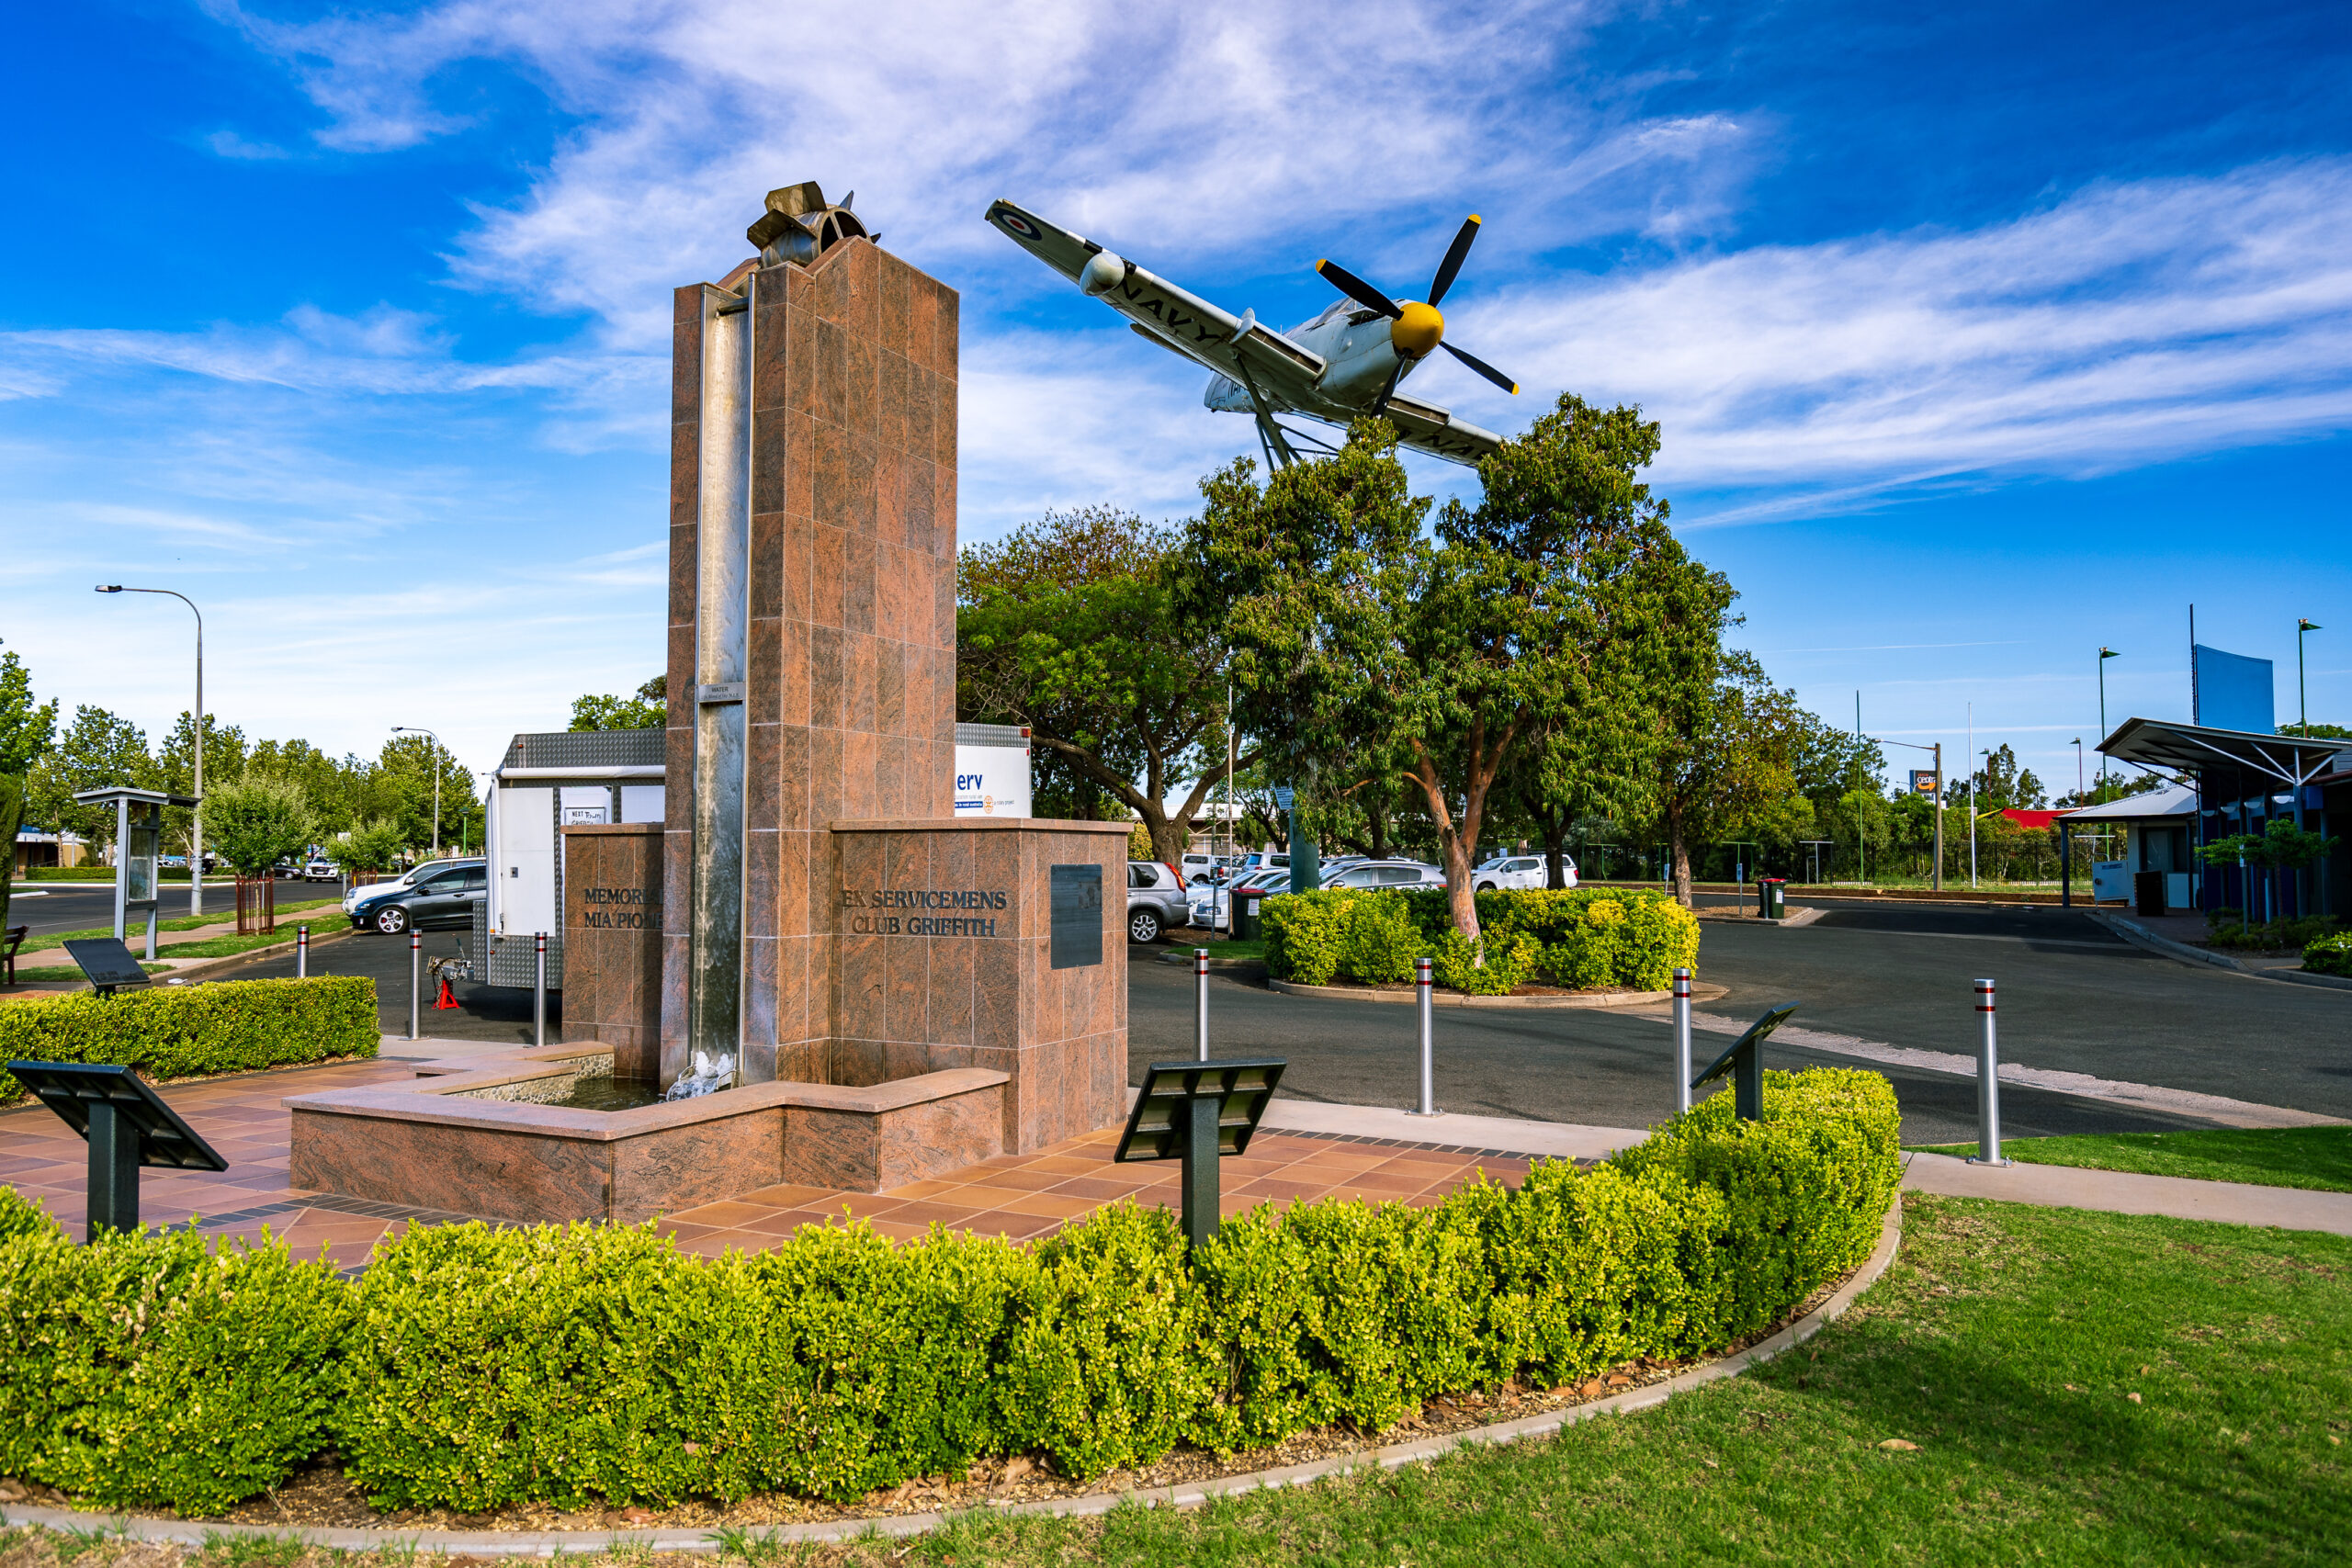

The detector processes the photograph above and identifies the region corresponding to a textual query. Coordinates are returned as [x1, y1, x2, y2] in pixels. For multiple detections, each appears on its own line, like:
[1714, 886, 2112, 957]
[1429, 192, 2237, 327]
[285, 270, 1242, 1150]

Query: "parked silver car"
[1324, 859, 1447, 890]
[1126, 860, 1192, 944]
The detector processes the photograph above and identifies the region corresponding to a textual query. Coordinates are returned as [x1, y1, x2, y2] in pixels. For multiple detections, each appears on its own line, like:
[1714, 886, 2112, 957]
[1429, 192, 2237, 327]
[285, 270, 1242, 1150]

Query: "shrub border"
[0, 1202, 1902, 1554]
[1266, 977, 1731, 1010]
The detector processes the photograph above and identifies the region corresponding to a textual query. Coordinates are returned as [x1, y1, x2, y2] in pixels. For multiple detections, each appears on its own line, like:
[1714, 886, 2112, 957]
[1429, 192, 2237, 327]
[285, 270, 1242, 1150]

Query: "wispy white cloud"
[1479, 159, 2352, 511]
[204, 129, 289, 160]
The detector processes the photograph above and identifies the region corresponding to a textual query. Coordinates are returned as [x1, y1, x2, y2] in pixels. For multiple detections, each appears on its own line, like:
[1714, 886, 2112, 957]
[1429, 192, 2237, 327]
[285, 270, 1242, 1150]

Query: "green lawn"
[14, 900, 344, 956]
[2, 1196, 2346, 1565]
[9, 963, 173, 981]
[1912, 1126, 2352, 1194]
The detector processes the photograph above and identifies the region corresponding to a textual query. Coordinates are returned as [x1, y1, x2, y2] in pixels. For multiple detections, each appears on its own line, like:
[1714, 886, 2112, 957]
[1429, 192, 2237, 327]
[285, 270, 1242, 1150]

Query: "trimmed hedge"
[0, 976, 379, 1100]
[0, 1189, 353, 1515]
[2304, 931, 2352, 977]
[0, 1067, 1898, 1517]
[1264, 886, 1702, 993]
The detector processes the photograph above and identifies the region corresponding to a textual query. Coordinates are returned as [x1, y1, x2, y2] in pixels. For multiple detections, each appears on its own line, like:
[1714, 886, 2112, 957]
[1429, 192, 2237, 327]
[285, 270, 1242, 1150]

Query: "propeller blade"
[1315, 258, 1401, 318]
[1427, 215, 1480, 308]
[1371, 357, 1407, 414]
[1442, 340, 1518, 395]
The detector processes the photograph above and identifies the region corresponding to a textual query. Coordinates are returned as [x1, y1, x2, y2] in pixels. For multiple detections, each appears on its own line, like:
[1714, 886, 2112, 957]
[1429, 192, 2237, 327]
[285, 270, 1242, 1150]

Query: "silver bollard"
[1193, 948, 1210, 1062]
[295, 925, 309, 979]
[1969, 976, 2010, 1167]
[1409, 955, 1439, 1116]
[1672, 966, 1693, 1115]
[407, 930, 422, 1040]
[533, 931, 548, 1049]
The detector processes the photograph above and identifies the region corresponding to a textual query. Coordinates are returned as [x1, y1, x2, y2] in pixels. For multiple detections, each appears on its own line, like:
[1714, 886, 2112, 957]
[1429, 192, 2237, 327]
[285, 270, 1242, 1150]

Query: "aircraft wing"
[986, 198, 1328, 407]
[1359, 393, 1503, 467]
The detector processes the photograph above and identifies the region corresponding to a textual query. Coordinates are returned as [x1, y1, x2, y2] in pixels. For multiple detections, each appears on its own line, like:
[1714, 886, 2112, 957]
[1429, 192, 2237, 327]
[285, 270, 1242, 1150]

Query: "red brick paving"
[0, 1058, 1534, 1270]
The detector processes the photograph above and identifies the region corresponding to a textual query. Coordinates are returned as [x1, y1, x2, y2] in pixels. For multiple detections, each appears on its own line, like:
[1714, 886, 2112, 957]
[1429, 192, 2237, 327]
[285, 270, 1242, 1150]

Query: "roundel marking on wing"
[999, 211, 1039, 239]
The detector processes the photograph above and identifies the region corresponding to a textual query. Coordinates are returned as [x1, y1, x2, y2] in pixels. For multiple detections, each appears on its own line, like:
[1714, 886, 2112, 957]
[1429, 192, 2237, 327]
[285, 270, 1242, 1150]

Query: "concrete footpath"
[1901, 1149, 2352, 1235]
[1255, 1099, 2352, 1237]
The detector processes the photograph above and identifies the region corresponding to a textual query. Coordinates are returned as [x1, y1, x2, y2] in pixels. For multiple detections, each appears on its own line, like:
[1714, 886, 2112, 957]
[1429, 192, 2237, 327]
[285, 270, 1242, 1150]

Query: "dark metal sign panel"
[62, 938, 153, 992]
[1049, 863, 1102, 969]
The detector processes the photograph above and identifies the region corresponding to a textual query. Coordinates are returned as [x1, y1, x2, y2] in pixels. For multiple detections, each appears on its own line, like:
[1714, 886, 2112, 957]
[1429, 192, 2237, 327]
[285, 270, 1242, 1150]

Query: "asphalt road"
[211, 924, 555, 1044]
[167, 898, 2352, 1144]
[1127, 903, 2352, 1145]
[6, 879, 338, 938]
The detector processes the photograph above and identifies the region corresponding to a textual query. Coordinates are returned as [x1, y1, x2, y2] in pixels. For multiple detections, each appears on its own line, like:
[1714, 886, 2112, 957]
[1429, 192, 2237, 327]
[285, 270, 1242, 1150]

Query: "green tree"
[368, 734, 471, 853]
[202, 775, 315, 876]
[1191, 401, 1701, 950]
[0, 650, 59, 774]
[0, 773, 23, 935]
[328, 817, 408, 881]
[960, 507, 1258, 863]
[1651, 652, 1812, 904]
[25, 705, 152, 856]
[155, 709, 248, 863]
[571, 675, 667, 731]
[247, 739, 363, 840]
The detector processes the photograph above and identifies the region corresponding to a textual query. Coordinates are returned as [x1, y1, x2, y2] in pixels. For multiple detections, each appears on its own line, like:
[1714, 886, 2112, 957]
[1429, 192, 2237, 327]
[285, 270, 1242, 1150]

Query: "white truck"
[954, 722, 1033, 817]
[469, 724, 1035, 990]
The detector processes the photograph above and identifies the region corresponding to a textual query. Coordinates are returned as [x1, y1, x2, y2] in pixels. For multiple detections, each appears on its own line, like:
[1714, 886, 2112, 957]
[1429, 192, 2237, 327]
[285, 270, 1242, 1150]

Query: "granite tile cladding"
[662, 238, 959, 1088]
[560, 824, 664, 1082]
[830, 820, 1127, 1153]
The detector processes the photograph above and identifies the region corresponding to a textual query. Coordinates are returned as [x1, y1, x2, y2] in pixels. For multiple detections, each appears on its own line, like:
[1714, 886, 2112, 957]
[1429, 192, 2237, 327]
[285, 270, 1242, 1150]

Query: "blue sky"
[3, 0, 2347, 797]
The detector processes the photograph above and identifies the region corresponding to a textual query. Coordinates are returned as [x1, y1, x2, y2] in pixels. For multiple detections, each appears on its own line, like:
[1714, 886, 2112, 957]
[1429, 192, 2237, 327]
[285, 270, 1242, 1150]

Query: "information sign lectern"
[6, 1061, 228, 1240]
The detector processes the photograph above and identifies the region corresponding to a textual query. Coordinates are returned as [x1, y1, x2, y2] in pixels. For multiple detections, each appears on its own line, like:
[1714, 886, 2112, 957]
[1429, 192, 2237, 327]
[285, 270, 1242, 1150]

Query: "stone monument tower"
[652, 182, 1128, 1154]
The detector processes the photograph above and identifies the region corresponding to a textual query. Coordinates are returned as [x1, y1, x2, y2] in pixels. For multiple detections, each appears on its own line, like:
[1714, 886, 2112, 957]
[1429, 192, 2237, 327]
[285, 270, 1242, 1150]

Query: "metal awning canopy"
[71, 786, 200, 809]
[2098, 718, 2351, 791]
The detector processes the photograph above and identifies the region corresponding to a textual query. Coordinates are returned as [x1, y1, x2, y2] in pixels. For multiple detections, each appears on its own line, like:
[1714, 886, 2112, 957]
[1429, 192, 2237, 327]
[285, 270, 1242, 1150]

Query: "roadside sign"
[1909, 770, 1939, 795]
[1272, 786, 1295, 809]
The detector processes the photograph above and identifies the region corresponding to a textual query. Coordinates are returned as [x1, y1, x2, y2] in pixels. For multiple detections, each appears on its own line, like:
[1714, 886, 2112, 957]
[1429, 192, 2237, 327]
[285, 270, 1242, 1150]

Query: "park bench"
[2, 924, 24, 986]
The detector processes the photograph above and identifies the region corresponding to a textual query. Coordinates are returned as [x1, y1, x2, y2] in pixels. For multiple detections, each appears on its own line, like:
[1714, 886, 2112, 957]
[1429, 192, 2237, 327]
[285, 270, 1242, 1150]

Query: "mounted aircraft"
[984, 199, 1519, 469]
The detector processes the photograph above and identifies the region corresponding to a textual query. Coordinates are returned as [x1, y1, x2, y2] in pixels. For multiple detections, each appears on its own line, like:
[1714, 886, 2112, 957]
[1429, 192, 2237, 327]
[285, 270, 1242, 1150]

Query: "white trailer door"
[497, 787, 556, 936]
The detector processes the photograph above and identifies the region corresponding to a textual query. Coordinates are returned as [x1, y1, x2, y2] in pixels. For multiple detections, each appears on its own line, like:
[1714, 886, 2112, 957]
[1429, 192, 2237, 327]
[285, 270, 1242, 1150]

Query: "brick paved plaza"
[0, 1058, 1534, 1268]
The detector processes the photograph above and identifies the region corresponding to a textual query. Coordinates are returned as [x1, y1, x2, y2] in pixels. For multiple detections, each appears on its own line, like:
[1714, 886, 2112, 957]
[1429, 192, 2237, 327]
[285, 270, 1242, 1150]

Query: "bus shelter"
[72, 786, 201, 959]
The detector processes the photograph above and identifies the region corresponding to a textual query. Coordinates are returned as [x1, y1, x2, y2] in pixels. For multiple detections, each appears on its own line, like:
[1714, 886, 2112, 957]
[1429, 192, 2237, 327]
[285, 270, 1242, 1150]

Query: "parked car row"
[345, 857, 489, 932]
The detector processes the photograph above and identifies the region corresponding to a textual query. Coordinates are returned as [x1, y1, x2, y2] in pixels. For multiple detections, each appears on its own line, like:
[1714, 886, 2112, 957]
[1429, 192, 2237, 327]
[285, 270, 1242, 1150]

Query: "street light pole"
[2097, 648, 2120, 795]
[1867, 733, 1943, 892]
[96, 585, 204, 917]
[390, 727, 445, 858]
[2298, 620, 2322, 734]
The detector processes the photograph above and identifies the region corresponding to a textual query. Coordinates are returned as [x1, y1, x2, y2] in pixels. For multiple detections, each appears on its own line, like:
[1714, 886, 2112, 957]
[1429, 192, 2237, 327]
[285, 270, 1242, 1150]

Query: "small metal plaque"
[6, 1061, 229, 1172]
[1049, 863, 1102, 969]
[696, 682, 746, 705]
[1114, 1058, 1286, 1162]
[1692, 1002, 1800, 1089]
[62, 938, 153, 993]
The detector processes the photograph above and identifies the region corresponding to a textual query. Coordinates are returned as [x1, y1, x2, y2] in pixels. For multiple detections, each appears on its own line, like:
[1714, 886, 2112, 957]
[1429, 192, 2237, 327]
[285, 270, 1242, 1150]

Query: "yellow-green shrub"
[0, 1068, 1899, 1516]
[1264, 886, 1699, 993]
[0, 976, 377, 1100]
[0, 1219, 352, 1515]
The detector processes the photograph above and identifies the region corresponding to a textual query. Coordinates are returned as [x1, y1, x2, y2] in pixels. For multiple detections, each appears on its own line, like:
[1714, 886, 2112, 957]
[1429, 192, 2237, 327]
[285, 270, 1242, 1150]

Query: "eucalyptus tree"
[958, 506, 1257, 863]
[1189, 397, 1701, 952]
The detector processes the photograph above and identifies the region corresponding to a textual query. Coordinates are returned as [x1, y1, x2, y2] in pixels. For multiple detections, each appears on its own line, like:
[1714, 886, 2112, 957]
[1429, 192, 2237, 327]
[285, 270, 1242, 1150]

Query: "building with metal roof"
[2090, 719, 2351, 919]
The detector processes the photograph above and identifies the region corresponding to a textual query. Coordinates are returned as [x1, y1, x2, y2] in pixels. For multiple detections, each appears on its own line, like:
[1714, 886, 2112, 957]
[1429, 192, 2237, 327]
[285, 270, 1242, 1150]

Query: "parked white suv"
[1472, 852, 1577, 891]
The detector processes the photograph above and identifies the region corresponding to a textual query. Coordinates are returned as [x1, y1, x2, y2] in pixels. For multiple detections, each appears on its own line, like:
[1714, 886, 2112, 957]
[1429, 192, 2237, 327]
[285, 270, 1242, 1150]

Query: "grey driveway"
[1126, 903, 2350, 1145]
